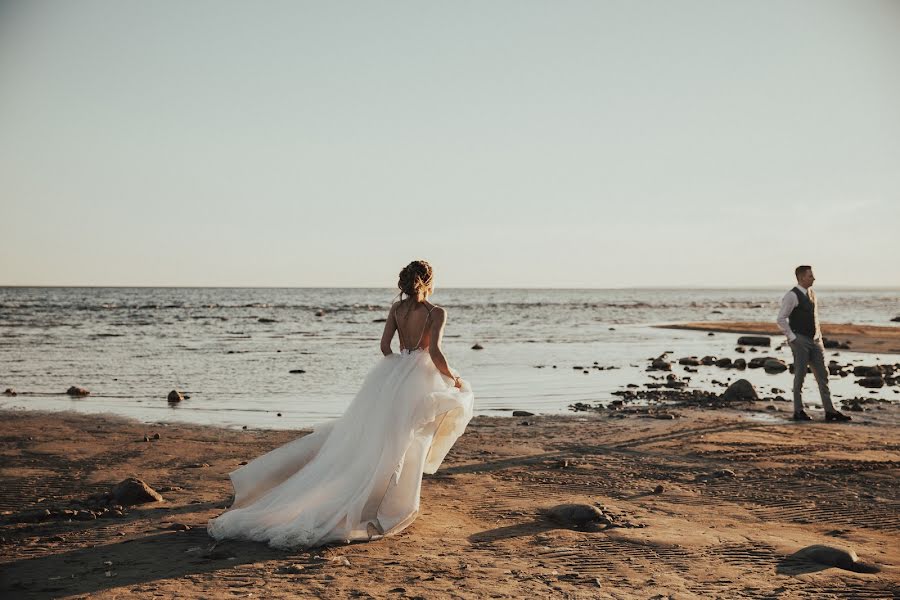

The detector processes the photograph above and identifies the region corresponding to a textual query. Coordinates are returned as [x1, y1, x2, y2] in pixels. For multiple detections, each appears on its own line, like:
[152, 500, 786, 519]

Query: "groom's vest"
[788, 287, 816, 337]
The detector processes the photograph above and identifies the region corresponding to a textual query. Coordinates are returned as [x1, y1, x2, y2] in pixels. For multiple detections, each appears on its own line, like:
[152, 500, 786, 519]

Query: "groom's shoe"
[825, 411, 852, 422]
[792, 410, 812, 421]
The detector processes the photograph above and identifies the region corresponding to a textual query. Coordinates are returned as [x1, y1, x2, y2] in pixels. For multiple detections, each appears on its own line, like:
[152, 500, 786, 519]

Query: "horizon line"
[2, 284, 899, 291]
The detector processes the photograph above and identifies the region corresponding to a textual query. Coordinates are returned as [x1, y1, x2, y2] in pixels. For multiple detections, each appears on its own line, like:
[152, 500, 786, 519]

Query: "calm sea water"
[1, 287, 897, 428]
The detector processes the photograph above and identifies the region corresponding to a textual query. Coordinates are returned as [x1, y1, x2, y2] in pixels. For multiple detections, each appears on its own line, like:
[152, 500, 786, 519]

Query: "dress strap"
[411, 304, 436, 350]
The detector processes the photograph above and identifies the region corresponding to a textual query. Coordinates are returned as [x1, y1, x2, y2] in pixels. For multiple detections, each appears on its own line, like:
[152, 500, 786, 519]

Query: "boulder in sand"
[737, 336, 770, 347]
[167, 390, 184, 403]
[512, 410, 535, 417]
[545, 503, 610, 529]
[111, 478, 163, 506]
[721, 379, 758, 401]
[66, 386, 90, 397]
[733, 358, 747, 370]
[789, 545, 880, 573]
[471, 343, 484, 350]
[715, 358, 732, 368]
[2, 388, 16, 396]
[678, 357, 700, 366]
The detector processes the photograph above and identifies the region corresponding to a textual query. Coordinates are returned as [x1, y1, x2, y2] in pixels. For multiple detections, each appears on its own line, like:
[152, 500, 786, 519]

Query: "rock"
[891, 316, 900, 322]
[650, 359, 672, 371]
[372, 318, 387, 323]
[737, 336, 770, 347]
[110, 478, 163, 506]
[5, 508, 52, 524]
[315, 310, 325, 317]
[708, 332, 715, 336]
[853, 365, 884, 377]
[713, 469, 736, 478]
[512, 410, 535, 417]
[2, 388, 16, 396]
[257, 317, 276, 323]
[653, 484, 664, 494]
[166, 522, 190, 531]
[289, 369, 306, 374]
[152, 432, 160, 440]
[167, 390, 184, 403]
[143, 434, 150, 442]
[748, 357, 768, 369]
[733, 358, 747, 370]
[857, 376, 884, 388]
[715, 358, 732, 368]
[701, 355, 717, 366]
[791, 545, 880, 573]
[678, 357, 700, 366]
[545, 504, 610, 528]
[735, 346, 746, 353]
[471, 343, 484, 350]
[763, 358, 788, 374]
[66, 386, 90, 397]
[822, 338, 840, 349]
[721, 379, 757, 401]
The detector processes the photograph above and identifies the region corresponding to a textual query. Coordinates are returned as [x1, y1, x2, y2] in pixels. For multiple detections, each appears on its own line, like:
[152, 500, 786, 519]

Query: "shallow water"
[1, 287, 897, 428]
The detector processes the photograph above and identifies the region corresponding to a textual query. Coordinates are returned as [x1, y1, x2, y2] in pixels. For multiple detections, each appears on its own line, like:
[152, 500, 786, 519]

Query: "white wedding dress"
[207, 346, 474, 549]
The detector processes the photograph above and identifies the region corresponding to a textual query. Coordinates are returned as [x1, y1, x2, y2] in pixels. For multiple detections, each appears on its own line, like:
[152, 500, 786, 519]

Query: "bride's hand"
[452, 375, 462, 389]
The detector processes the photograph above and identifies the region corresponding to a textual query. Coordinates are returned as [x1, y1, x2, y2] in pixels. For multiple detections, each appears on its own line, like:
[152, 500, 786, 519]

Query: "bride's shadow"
[0, 527, 317, 599]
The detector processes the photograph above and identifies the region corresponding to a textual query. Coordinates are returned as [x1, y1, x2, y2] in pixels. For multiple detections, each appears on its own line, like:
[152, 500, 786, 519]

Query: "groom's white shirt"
[776, 285, 821, 342]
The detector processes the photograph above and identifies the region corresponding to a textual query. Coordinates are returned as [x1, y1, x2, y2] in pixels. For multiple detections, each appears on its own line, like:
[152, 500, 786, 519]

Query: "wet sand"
[1, 405, 898, 599]
[660, 321, 900, 354]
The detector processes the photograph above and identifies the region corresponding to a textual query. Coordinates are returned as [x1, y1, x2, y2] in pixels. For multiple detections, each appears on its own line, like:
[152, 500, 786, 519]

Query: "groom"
[775, 265, 851, 422]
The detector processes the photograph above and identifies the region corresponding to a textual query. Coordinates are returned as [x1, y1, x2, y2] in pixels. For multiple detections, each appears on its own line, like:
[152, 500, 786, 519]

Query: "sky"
[1, 1, 898, 288]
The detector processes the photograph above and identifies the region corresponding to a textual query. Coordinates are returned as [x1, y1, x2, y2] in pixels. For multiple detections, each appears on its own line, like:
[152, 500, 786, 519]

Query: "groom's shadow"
[0, 526, 319, 600]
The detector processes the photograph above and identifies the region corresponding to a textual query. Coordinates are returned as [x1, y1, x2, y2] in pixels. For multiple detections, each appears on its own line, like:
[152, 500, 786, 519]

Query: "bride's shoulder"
[428, 303, 447, 319]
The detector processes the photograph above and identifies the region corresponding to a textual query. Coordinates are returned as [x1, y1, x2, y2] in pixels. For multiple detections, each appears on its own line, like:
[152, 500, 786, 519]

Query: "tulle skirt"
[207, 349, 474, 549]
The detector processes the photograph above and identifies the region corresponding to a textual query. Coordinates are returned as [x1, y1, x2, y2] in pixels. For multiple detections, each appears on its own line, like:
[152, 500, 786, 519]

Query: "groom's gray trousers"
[788, 334, 835, 413]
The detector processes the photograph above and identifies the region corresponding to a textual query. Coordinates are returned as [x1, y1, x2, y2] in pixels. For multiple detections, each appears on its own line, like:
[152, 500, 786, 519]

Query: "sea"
[1, 287, 897, 429]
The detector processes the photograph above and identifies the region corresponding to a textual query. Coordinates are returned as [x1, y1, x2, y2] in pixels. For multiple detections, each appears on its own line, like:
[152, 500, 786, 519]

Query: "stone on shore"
[737, 336, 770, 347]
[512, 410, 535, 417]
[650, 358, 672, 371]
[763, 358, 788, 374]
[721, 379, 757, 401]
[857, 376, 884, 389]
[471, 343, 484, 350]
[66, 386, 90, 397]
[790, 545, 880, 574]
[545, 503, 610, 528]
[715, 358, 732, 368]
[167, 390, 184, 403]
[2, 388, 16, 396]
[111, 478, 163, 506]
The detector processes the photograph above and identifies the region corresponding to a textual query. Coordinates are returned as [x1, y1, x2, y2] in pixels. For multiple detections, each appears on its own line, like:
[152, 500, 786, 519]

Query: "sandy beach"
[1, 402, 898, 599]
[659, 322, 900, 354]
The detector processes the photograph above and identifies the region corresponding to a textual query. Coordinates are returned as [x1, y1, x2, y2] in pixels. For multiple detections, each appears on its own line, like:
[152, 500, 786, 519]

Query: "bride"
[207, 260, 474, 549]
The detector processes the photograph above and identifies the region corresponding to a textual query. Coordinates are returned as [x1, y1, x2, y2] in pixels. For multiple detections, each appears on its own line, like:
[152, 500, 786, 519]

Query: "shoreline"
[659, 321, 900, 354]
[2, 406, 898, 599]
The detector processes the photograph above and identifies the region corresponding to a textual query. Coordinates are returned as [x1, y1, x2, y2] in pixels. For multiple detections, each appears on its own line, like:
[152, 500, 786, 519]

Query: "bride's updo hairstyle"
[398, 260, 433, 301]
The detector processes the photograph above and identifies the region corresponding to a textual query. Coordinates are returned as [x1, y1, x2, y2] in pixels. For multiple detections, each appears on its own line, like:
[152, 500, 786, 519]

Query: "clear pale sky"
[1, 1, 898, 288]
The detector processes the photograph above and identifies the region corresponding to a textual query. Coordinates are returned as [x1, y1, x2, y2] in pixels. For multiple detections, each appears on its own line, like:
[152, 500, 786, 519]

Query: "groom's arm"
[776, 292, 798, 341]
